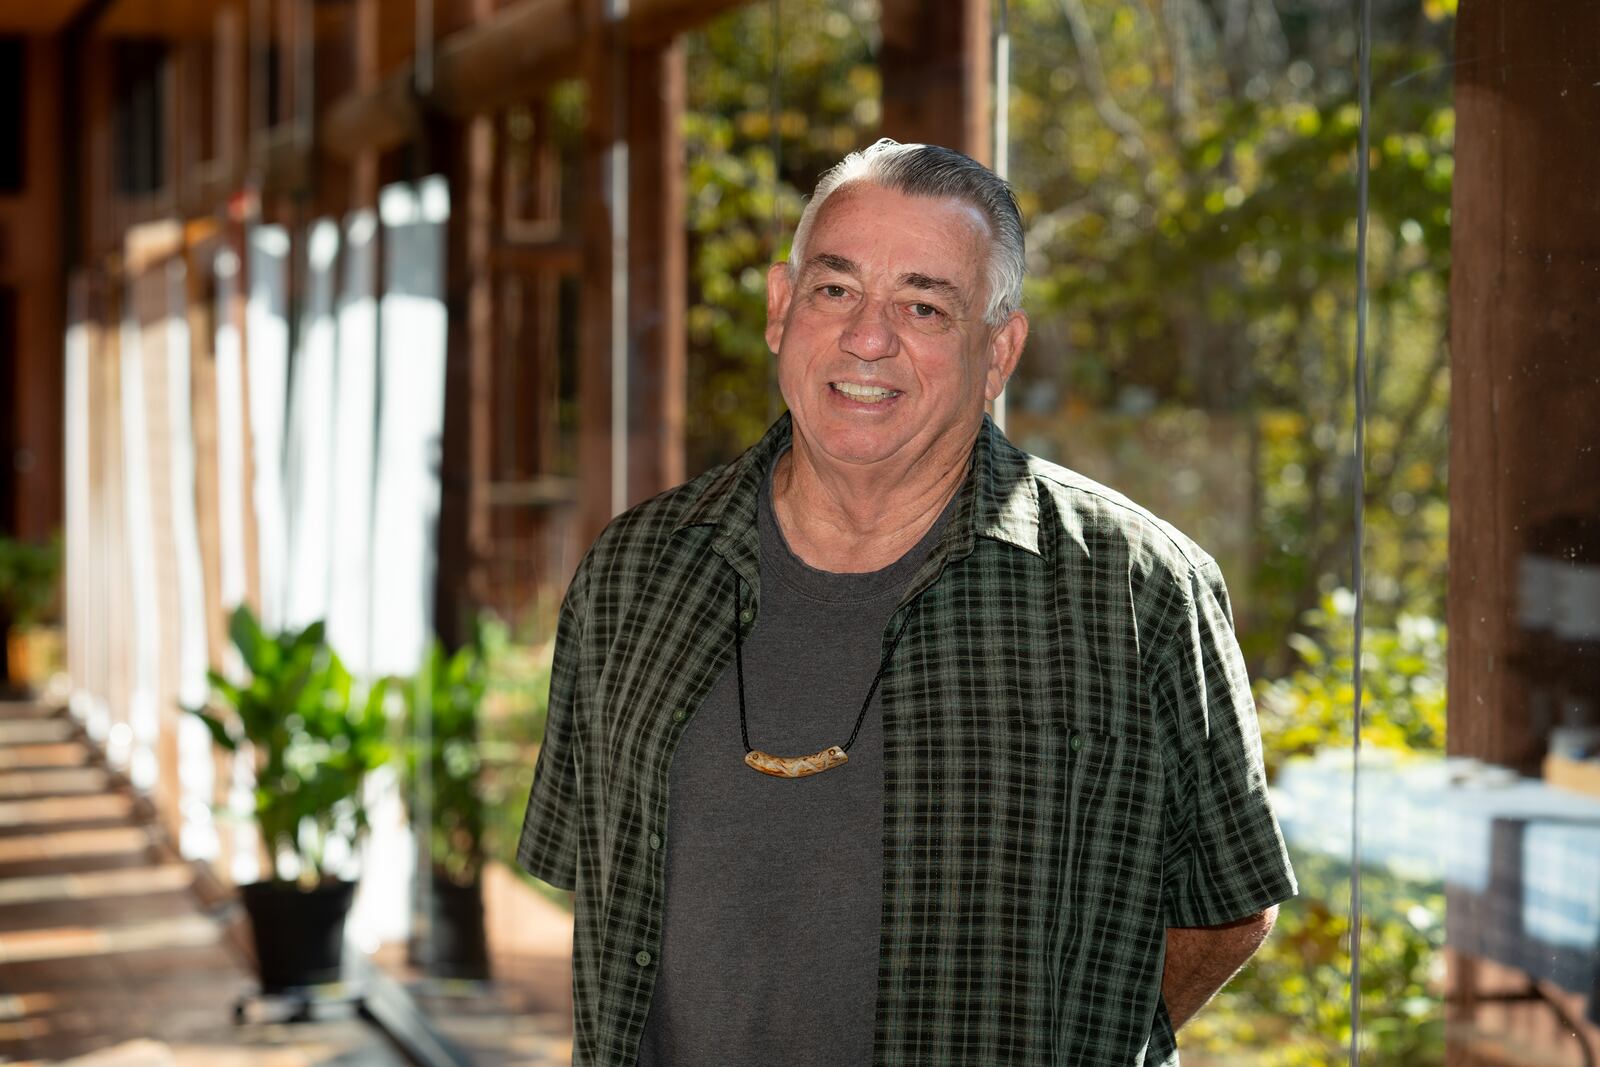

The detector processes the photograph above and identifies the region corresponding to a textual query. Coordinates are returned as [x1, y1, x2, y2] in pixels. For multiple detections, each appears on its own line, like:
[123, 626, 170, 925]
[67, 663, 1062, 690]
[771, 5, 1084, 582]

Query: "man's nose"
[838, 298, 898, 361]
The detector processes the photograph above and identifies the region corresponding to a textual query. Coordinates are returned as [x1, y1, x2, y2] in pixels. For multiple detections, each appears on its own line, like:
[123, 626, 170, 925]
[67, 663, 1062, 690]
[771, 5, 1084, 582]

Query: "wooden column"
[6, 39, 65, 542]
[878, 0, 992, 162]
[349, 0, 381, 209]
[578, 7, 690, 548]
[435, 114, 497, 646]
[625, 42, 686, 507]
[434, 0, 499, 646]
[575, 0, 622, 550]
[1446, 0, 1600, 770]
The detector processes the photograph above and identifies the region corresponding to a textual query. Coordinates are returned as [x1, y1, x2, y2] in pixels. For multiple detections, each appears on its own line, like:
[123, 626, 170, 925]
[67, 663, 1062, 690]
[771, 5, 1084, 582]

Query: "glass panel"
[1004, 2, 1360, 1056]
[1359, 2, 1600, 1065]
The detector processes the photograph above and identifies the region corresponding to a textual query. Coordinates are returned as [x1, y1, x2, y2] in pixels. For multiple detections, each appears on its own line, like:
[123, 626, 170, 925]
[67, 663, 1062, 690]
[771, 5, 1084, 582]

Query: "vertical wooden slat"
[216, 1, 248, 177]
[135, 264, 185, 829]
[186, 243, 228, 679]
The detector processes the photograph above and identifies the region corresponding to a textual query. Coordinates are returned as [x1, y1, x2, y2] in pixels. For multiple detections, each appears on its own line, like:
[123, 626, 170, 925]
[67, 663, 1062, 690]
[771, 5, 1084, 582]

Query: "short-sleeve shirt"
[518, 413, 1298, 1066]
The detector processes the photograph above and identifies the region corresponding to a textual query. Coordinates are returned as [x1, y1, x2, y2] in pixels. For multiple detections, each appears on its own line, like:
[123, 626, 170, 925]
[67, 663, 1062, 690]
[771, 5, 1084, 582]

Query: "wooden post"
[6, 39, 65, 542]
[575, 0, 622, 550]
[576, 11, 690, 547]
[625, 42, 687, 507]
[433, 0, 500, 647]
[1446, 0, 1600, 771]
[878, 0, 992, 162]
[349, 0, 381, 210]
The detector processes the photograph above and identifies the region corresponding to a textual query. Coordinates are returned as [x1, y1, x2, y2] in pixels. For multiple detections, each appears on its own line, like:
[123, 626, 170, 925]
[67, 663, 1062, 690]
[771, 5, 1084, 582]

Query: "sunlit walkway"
[0, 700, 582, 1067]
[0, 698, 404, 1065]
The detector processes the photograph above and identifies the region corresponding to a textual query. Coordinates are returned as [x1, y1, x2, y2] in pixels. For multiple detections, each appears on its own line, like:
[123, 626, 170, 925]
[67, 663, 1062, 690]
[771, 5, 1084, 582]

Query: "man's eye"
[819, 284, 849, 298]
[910, 303, 943, 318]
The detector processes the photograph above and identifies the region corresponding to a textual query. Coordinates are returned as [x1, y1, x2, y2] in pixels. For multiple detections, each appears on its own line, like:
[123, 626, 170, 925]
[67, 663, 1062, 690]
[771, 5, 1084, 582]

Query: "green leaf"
[228, 606, 272, 675]
[189, 709, 238, 752]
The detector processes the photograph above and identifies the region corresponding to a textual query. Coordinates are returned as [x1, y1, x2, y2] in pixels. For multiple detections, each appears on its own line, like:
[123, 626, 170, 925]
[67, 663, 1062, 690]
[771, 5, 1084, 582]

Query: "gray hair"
[787, 139, 1025, 326]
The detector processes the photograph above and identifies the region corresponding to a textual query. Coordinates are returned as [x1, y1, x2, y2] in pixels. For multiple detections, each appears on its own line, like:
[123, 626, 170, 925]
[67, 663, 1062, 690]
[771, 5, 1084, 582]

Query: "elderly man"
[518, 140, 1296, 1066]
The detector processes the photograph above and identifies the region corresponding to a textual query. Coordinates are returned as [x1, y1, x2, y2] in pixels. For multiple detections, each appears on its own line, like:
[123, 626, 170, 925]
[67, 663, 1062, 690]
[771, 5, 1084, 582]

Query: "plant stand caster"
[232, 981, 366, 1025]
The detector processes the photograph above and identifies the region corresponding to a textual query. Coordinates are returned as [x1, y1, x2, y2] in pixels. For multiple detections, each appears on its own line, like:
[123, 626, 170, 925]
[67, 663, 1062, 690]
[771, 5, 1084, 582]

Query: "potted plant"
[399, 636, 491, 980]
[0, 534, 63, 691]
[186, 605, 390, 992]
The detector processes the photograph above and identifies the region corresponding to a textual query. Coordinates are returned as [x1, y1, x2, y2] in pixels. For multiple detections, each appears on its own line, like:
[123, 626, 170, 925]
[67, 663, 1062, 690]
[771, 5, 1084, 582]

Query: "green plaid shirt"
[518, 414, 1296, 1066]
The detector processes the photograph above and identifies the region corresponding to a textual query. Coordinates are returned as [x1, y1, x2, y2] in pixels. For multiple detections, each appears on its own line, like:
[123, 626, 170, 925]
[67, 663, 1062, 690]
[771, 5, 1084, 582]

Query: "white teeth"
[833, 382, 897, 402]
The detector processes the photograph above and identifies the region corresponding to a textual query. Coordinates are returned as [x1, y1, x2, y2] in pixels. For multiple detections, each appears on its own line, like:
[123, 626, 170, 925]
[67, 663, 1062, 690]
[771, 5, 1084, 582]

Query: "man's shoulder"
[582, 460, 738, 568]
[1018, 449, 1216, 581]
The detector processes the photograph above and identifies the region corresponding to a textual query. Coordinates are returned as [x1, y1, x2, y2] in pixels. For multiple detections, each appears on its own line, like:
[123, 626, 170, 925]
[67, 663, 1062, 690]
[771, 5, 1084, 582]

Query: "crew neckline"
[758, 451, 959, 605]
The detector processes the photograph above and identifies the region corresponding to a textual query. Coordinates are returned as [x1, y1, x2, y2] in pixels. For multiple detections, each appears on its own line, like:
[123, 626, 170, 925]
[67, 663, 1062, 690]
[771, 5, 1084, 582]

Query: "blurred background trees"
[681, 0, 1454, 673]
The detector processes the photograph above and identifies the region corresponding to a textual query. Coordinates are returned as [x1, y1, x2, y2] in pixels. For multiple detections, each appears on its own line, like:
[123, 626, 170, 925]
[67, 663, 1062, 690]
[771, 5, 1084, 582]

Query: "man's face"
[765, 182, 1027, 471]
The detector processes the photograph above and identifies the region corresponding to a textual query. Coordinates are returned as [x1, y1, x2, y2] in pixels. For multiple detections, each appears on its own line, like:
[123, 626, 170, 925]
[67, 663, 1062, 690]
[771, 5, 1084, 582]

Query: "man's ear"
[984, 310, 1030, 401]
[765, 262, 794, 354]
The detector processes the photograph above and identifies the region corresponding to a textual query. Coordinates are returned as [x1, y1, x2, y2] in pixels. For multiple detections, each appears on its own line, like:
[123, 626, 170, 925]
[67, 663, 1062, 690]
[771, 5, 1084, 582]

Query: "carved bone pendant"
[744, 745, 850, 778]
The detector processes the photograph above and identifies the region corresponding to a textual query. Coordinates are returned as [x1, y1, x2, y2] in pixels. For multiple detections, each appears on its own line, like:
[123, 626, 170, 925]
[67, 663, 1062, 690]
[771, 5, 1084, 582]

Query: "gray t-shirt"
[635, 461, 954, 1066]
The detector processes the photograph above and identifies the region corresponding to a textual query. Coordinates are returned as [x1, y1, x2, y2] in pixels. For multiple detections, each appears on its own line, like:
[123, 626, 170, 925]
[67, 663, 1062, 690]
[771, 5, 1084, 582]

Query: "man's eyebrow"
[800, 257, 966, 305]
[803, 253, 859, 276]
[900, 272, 962, 298]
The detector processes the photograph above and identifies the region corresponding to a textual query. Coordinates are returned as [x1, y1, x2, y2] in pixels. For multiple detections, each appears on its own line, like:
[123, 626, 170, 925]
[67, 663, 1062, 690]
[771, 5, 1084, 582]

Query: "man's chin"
[802, 426, 917, 469]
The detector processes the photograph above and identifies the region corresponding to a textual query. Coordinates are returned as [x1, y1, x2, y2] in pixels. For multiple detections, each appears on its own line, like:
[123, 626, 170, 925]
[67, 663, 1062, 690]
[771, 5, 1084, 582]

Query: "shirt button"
[648, 832, 662, 851]
[1069, 732, 1084, 753]
[636, 950, 653, 967]
[739, 607, 755, 625]
[673, 709, 689, 723]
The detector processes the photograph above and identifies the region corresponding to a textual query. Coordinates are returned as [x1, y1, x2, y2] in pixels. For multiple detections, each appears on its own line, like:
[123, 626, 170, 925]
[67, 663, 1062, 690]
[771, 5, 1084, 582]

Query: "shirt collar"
[674, 412, 1043, 569]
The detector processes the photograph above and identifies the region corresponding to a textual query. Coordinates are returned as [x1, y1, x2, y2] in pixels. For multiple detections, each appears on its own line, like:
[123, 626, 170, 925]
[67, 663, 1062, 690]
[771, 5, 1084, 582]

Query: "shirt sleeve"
[1153, 559, 1297, 928]
[515, 562, 589, 891]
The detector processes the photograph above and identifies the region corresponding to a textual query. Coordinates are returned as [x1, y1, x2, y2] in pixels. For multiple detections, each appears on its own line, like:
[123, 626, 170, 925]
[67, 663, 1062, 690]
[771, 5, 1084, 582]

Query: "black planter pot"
[239, 879, 357, 992]
[409, 871, 490, 980]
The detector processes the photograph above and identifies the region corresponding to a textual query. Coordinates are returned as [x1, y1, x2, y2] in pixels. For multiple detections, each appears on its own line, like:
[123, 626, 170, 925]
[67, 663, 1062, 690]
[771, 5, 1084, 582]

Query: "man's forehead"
[800, 185, 990, 285]
[813, 180, 992, 237]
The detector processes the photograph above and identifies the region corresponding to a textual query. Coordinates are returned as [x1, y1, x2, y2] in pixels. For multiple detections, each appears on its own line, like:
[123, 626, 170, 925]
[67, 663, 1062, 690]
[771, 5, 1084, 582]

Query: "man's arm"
[1161, 904, 1278, 1029]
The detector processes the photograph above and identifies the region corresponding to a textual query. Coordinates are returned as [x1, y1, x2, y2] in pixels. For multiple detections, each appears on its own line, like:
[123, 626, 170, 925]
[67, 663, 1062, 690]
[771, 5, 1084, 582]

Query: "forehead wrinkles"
[801, 188, 991, 303]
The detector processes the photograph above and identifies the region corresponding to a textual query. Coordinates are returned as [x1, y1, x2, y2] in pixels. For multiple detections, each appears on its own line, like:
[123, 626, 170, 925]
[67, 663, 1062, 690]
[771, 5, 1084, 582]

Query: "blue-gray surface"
[1273, 751, 1600, 1016]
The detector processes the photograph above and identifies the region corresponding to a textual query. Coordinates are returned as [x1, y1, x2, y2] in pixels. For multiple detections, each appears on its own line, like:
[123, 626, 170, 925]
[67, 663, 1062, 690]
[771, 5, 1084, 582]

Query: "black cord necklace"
[734, 572, 916, 778]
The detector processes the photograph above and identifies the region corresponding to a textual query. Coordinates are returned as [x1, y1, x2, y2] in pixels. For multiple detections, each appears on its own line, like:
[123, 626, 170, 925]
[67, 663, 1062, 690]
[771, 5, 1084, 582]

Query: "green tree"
[1002, 0, 1455, 666]
[683, 1, 882, 471]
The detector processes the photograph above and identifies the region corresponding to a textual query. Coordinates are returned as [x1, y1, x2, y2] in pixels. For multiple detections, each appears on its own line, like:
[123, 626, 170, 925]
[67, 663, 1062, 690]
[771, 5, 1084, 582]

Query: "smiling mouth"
[831, 381, 900, 404]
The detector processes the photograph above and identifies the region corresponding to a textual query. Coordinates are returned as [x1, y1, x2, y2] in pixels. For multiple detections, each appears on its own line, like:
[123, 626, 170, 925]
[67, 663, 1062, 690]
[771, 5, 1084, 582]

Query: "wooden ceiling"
[0, 0, 226, 37]
[97, 0, 231, 37]
[0, 0, 99, 33]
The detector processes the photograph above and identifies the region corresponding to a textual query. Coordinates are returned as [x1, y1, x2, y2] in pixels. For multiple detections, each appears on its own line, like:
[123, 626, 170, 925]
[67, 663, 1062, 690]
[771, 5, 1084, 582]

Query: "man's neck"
[770, 431, 974, 574]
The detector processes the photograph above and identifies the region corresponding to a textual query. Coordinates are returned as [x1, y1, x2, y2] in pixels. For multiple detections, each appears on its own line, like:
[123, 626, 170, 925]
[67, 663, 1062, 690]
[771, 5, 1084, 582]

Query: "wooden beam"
[319, 0, 581, 160]
[622, 0, 747, 46]
[489, 237, 584, 274]
[316, 0, 750, 162]
[879, 0, 992, 163]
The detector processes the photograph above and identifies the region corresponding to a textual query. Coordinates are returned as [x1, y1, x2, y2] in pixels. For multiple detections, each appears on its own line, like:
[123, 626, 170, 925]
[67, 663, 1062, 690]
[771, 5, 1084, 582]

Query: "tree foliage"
[682, 0, 1455, 671]
[683, 1, 882, 470]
